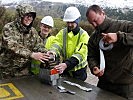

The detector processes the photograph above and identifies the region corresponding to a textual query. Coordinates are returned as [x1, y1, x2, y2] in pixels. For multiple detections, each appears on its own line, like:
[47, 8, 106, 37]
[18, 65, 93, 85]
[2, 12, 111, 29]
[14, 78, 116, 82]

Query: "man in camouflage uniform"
[0, 4, 48, 79]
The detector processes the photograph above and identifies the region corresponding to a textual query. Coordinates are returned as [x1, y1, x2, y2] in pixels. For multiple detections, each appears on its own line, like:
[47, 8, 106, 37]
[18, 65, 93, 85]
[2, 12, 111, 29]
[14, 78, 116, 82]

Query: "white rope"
[64, 80, 92, 92]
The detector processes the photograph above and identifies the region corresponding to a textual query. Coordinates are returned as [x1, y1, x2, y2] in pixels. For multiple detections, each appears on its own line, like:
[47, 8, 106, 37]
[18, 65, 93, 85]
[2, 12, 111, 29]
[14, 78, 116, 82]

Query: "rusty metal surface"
[0, 76, 126, 100]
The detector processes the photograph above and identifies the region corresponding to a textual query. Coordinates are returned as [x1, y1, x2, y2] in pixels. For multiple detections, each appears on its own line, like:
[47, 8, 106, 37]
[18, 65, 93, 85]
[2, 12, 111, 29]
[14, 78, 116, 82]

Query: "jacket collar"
[38, 31, 51, 40]
[68, 25, 80, 36]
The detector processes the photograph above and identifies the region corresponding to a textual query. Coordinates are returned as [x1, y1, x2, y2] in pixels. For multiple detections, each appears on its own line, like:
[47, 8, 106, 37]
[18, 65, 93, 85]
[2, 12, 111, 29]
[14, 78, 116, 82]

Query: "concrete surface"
[85, 68, 99, 86]
[0, 76, 126, 100]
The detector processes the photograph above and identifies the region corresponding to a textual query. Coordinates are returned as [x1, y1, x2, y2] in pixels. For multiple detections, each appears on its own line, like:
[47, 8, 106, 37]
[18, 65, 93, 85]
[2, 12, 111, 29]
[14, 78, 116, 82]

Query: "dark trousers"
[97, 77, 133, 100]
[62, 66, 87, 81]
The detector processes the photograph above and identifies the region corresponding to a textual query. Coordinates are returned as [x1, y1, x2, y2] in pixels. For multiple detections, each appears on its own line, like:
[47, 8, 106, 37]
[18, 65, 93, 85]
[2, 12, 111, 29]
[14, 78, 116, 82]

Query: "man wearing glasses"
[31, 16, 56, 75]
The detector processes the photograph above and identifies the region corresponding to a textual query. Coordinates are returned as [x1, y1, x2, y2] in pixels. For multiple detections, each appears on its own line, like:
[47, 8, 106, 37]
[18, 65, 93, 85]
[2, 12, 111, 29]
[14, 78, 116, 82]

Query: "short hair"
[86, 5, 103, 17]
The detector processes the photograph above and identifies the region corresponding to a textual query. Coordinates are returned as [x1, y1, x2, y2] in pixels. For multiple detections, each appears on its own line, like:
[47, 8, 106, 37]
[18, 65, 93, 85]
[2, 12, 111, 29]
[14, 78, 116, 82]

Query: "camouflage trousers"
[0, 66, 30, 79]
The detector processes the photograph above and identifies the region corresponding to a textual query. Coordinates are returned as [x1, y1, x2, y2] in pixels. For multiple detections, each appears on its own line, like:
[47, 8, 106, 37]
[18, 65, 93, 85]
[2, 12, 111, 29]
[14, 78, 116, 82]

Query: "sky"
[0, 0, 72, 4]
[1, 0, 133, 8]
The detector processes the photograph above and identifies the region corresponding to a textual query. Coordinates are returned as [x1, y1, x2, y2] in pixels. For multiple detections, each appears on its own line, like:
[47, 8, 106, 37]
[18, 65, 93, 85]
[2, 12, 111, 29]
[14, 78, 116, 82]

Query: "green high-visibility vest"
[31, 36, 55, 74]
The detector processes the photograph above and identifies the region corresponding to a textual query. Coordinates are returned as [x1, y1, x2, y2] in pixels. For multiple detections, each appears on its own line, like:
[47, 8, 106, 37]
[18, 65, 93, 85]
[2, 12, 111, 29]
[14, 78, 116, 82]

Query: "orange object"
[50, 68, 59, 75]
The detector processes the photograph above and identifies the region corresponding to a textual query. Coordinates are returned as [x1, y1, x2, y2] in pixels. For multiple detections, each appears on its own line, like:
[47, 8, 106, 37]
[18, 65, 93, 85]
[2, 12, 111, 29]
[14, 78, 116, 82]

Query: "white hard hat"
[41, 16, 54, 27]
[63, 6, 81, 22]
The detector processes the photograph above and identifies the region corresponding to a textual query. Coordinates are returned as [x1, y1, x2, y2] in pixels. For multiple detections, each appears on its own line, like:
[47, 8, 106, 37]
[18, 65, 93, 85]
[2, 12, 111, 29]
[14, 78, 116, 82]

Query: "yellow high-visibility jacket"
[50, 27, 89, 73]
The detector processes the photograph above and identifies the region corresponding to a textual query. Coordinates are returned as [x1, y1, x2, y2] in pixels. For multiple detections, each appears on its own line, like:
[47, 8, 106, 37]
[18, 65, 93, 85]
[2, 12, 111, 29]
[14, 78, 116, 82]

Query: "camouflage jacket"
[0, 4, 45, 79]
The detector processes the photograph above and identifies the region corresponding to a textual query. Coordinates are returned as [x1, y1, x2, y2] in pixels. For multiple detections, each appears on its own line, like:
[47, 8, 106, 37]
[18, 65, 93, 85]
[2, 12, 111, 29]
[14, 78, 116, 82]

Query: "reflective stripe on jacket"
[51, 27, 89, 72]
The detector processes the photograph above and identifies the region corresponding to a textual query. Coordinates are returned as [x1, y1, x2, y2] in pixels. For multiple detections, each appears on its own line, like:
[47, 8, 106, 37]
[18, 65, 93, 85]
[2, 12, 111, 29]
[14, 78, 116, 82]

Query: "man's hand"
[54, 63, 67, 74]
[102, 33, 118, 44]
[31, 52, 50, 63]
[93, 66, 104, 77]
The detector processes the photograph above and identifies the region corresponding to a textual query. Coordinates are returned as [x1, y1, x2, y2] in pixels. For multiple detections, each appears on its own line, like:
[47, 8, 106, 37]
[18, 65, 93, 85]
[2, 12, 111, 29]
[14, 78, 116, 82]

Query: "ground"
[85, 68, 99, 86]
